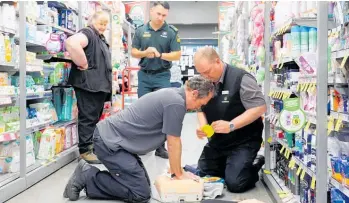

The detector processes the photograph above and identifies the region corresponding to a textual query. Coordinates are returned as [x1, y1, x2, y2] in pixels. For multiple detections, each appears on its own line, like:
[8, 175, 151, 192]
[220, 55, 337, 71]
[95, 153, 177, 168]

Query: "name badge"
[143, 33, 151, 38]
[222, 90, 229, 95]
[222, 95, 229, 103]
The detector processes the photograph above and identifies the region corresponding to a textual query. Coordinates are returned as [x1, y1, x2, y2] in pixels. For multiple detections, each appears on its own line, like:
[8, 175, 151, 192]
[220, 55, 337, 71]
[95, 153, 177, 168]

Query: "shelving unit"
[0, 1, 118, 202]
[262, 1, 349, 202]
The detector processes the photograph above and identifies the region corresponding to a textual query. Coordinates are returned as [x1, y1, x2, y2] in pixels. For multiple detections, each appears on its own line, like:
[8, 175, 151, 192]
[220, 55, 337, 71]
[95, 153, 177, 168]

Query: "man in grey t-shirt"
[63, 76, 215, 202]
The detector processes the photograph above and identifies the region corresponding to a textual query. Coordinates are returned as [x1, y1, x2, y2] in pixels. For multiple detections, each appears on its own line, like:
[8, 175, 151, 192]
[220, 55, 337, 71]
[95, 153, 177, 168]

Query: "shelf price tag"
[301, 169, 306, 180]
[311, 83, 317, 92]
[328, 116, 335, 136]
[304, 121, 311, 131]
[280, 145, 285, 154]
[297, 166, 302, 176]
[267, 137, 272, 143]
[335, 117, 343, 132]
[311, 176, 316, 190]
[0, 97, 12, 105]
[340, 54, 349, 69]
[284, 149, 288, 157]
[286, 149, 291, 159]
[296, 83, 301, 92]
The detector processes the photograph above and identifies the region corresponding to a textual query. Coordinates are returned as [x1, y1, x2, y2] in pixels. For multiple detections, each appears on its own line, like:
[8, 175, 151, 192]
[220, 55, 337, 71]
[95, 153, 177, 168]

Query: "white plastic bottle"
[0, 33, 5, 63]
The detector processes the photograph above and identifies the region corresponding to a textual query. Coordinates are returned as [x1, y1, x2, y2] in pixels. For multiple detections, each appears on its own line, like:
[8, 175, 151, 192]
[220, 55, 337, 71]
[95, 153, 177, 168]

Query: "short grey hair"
[88, 11, 109, 27]
[186, 76, 215, 98]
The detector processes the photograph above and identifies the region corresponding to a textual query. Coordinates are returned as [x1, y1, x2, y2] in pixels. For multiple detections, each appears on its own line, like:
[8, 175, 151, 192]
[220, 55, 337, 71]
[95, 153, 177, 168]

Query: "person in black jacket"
[65, 11, 112, 164]
[193, 47, 267, 193]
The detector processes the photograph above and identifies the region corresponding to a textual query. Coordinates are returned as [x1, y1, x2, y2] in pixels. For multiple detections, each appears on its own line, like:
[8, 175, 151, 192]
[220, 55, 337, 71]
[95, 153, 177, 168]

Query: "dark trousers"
[197, 140, 262, 193]
[171, 82, 182, 88]
[84, 130, 151, 202]
[137, 70, 171, 98]
[74, 88, 110, 154]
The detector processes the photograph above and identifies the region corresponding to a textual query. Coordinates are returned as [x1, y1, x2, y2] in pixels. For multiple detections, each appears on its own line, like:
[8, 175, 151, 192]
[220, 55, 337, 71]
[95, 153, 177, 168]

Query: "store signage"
[124, 2, 147, 27]
[279, 98, 306, 133]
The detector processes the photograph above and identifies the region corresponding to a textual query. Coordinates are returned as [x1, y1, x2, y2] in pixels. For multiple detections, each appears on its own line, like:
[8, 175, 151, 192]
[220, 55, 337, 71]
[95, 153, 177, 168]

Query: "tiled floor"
[7, 113, 275, 203]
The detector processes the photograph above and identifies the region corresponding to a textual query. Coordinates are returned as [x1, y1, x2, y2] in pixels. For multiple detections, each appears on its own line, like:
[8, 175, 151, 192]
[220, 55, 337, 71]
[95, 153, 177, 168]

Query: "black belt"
[141, 68, 169, 74]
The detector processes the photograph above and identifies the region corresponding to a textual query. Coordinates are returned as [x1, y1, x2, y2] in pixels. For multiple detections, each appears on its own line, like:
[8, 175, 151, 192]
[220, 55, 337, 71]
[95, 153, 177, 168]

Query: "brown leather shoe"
[80, 151, 101, 164]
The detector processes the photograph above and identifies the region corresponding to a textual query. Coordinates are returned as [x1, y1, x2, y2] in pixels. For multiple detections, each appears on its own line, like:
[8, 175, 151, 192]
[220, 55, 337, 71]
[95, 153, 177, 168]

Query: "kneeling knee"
[132, 189, 151, 203]
[225, 177, 255, 193]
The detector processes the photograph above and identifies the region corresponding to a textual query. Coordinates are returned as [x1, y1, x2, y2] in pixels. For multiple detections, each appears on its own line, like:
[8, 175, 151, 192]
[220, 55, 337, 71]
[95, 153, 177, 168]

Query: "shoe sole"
[155, 152, 168, 159]
[63, 160, 87, 200]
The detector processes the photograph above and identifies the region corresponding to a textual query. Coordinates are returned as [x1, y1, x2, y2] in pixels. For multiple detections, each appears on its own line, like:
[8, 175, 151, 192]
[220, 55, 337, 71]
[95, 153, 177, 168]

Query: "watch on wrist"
[229, 122, 235, 132]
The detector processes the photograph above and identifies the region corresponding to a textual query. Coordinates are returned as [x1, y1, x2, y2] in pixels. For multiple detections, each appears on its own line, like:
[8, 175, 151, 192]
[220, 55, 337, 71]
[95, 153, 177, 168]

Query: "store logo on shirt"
[160, 31, 167, 38]
[143, 32, 151, 38]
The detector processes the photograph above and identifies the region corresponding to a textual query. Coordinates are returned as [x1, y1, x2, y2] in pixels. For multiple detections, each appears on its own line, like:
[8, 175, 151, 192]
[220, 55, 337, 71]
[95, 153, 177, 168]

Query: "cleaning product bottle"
[300, 26, 309, 53]
[0, 32, 4, 63]
[291, 25, 301, 57]
[4, 34, 11, 63]
[308, 28, 317, 53]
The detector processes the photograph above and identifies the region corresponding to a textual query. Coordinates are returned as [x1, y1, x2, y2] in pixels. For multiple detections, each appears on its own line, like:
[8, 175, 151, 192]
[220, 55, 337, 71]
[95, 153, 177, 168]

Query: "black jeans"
[84, 129, 151, 202]
[197, 139, 262, 193]
[74, 87, 110, 154]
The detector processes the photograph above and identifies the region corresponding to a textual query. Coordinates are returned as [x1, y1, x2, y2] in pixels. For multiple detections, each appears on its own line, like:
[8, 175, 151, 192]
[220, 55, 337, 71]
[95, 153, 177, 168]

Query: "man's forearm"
[131, 48, 147, 59]
[197, 112, 208, 127]
[231, 105, 267, 130]
[161, 51, 181, 61]
[66, 43, 88, 67]
[167, 136, 182, 177]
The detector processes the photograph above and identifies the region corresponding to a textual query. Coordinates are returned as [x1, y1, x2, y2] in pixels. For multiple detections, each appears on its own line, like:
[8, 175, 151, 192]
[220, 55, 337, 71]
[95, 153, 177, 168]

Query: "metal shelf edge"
[0, 177, 26, 203]
[330, 178, 349, 197]
[262, 173, 286, 203]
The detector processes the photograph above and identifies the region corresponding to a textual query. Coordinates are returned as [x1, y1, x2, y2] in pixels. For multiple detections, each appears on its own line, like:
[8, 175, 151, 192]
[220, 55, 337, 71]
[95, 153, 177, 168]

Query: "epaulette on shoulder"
[169, 24, 178, 33]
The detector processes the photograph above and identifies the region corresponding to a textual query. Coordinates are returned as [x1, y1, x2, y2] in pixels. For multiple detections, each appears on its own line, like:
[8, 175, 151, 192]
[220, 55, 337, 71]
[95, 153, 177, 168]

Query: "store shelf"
[0, 172, 19, 188]
[0, 26, 16, 35]
[330, 178, 349, 197]
[331, 49, 349, 59]
[262, 173, 300, 203]
[25, 145, 78, 188]
[26, 91, 52, 100]
[0, 62, 17, 72]
[272, 17, 335, 37]
[272, 57, 294, 66]
[0, 131, 18, 142]
[34, 19, 76, 35]
[36, 54, 72, 63]
[274, 137, 316, 177]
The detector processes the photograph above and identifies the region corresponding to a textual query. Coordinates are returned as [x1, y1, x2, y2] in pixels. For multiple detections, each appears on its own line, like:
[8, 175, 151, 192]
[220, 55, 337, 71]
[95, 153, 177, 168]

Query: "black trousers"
[83, 130, 151, 202]
[197, 139, 262, 193]
[74, 88, 110, 154]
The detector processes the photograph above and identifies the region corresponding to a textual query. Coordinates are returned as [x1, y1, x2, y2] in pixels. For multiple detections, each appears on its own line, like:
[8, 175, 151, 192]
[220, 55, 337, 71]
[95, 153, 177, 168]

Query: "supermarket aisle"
[7, 113, 274, 203]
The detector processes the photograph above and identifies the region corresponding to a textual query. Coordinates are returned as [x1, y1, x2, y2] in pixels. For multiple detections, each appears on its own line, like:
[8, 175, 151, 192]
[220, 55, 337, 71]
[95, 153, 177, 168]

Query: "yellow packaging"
[201, 125, 214, 138]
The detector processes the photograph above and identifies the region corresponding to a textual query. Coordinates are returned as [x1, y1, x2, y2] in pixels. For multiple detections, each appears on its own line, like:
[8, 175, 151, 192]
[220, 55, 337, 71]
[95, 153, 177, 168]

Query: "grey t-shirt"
[96, 88, 186, 155]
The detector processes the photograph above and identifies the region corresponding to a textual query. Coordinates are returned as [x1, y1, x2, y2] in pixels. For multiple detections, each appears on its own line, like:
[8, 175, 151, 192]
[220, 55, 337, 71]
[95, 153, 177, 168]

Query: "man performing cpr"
[63, 76, 215, 202]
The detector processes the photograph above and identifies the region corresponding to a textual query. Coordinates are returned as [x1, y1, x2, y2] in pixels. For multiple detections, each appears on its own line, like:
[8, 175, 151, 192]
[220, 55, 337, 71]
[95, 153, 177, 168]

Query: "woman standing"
[65, 11, 112, 164]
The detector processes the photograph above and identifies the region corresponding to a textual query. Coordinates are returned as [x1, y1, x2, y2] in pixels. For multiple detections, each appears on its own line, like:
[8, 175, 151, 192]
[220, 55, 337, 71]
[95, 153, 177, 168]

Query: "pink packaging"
[71, 124, 78, 145]
[64, 125, 72, 150]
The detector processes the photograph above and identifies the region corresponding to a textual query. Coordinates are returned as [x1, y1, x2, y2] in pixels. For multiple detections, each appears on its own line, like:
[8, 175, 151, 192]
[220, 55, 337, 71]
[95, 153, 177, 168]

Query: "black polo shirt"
[132, 22, 181, 71]
[68, 26, 112, 93]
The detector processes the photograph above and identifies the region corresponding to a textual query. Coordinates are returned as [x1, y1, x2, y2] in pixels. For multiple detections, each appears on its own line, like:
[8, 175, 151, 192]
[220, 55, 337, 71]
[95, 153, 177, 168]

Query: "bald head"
[194, 47, 223, 82]
[194, 47, 220, 64]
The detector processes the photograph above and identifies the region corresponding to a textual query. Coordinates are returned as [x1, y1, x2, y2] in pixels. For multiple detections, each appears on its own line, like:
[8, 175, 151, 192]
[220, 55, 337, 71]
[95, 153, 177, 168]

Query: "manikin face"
[150, 4, 169, 26]
[194, 57, 222, 83]
[186, 90, 214, 110]
[93, 14, 109, 35]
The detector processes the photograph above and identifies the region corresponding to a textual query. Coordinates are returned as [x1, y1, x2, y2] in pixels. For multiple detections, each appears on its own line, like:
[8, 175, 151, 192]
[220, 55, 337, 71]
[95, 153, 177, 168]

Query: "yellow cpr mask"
[201, 125, 214, 138]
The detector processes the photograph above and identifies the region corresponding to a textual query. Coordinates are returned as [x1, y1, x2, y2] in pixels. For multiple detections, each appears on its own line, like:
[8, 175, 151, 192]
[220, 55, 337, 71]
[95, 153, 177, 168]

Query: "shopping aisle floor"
[7, 113, 275, 203]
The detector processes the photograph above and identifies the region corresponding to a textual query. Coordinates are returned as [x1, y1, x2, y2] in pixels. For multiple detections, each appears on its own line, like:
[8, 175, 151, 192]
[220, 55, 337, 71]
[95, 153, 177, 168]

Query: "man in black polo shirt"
[131, 1, 181, 159]
[193, 47, 267, 193]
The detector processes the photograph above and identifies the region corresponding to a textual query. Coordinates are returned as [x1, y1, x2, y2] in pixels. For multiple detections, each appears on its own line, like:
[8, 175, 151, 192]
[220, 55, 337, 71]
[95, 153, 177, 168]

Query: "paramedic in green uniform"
[131, 1, 181, 159]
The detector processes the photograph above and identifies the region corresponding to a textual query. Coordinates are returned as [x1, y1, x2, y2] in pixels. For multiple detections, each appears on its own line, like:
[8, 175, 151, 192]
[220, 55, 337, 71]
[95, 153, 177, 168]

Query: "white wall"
[166, 1, 218, 24]
[174, 24, 217, 39]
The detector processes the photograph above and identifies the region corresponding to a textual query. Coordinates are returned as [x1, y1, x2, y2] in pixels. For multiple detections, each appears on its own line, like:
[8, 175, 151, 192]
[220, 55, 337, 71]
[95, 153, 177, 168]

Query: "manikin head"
[194, 47, 224, 83]
[88, 11, 109, 35]
[185, 76, 215, 110]
[150, 1, 170, 27]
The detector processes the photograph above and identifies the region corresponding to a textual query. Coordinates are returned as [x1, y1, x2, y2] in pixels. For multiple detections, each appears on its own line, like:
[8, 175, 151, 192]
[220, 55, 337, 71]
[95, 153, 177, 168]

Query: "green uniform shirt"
[132, 22, 181, 71]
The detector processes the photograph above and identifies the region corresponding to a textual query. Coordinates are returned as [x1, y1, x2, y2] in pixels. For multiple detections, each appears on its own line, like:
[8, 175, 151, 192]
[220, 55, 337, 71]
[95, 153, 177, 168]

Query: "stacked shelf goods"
[263, 1, 349, 203]
[0, 1, 118, 202]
